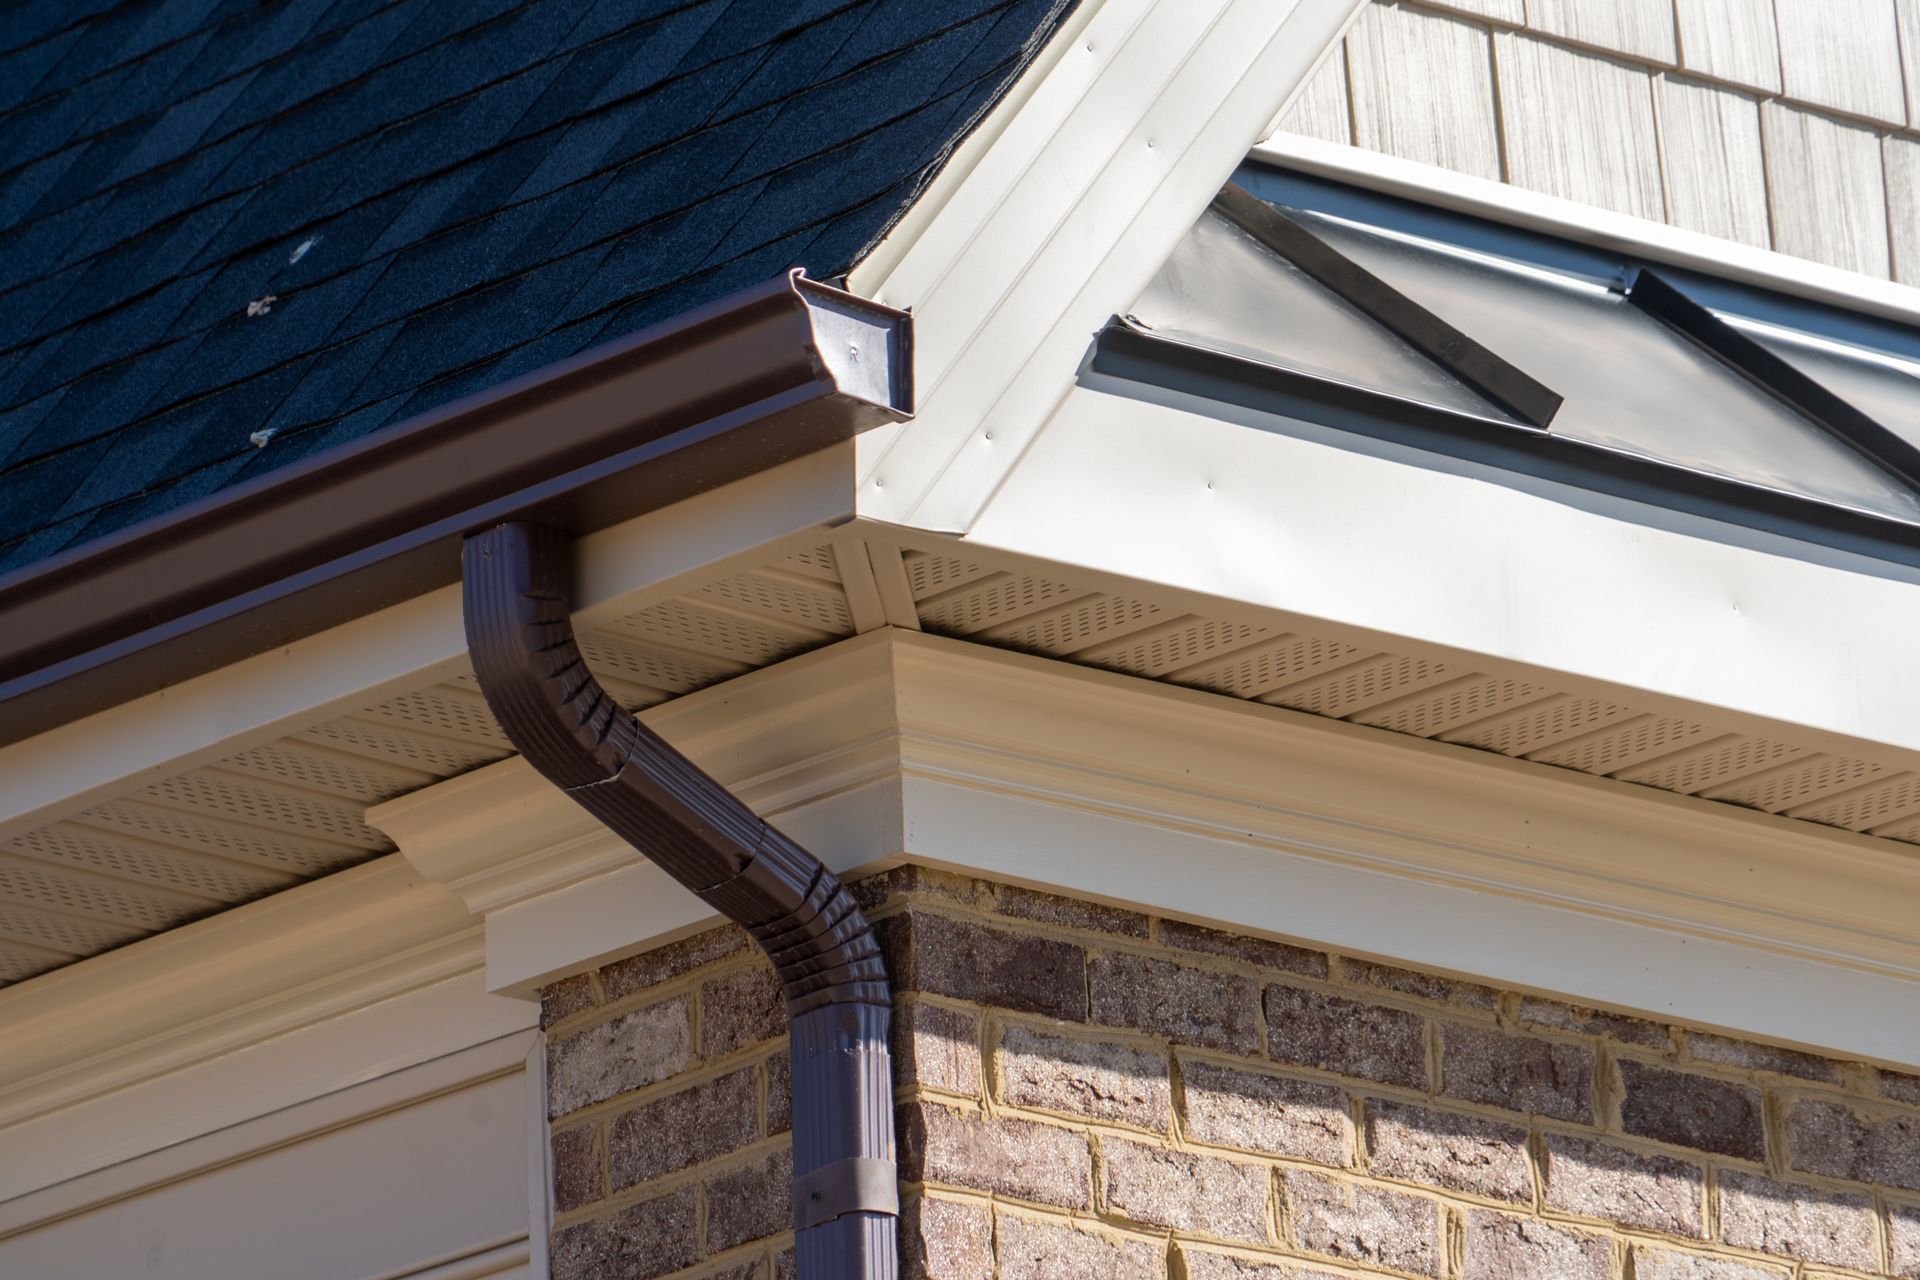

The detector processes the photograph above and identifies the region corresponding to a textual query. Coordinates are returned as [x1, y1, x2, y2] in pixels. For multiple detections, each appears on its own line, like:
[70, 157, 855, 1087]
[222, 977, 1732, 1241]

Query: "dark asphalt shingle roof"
[0, 0, 1075, 571]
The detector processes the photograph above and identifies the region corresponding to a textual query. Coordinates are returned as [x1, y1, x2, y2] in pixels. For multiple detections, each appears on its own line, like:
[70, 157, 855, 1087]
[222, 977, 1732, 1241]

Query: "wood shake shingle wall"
[1279, 0, 1920, 282]
[541, 867, 1920, 1279]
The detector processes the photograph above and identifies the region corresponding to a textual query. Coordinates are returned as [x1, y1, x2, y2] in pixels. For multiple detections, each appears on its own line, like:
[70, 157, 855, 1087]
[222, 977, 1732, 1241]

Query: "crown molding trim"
[373, 629, 1920, 1067]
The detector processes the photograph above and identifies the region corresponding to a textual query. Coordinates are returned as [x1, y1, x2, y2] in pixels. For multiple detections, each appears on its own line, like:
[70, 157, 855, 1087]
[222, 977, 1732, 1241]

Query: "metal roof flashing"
[0, 273, 912, 747]
[1108, 170, 1920, 564]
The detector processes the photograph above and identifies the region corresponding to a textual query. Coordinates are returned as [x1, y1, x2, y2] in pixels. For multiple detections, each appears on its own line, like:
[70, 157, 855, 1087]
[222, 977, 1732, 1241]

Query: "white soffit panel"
[0, 544, 863, 988]
[962, 382, 1920, 766]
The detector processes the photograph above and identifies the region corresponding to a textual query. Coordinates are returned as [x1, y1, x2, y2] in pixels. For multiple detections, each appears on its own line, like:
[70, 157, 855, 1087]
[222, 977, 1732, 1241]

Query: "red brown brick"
[898, 1101, 1090, 1209]
[701, 964, 786, 1058]
[995, 1211, 1162, 1279]
[766, 1047, 791, 1135]
[1089, 951, 1260, 1053]
[1159, 917, 1328, 978]
[1339, 958, 1499, 1012]
[851, 864, 982, 913]
[547, 996, 691, 1117]
[1101, 1137, 1271, 1242]
[992, 883, 1150, 937]
[1893, 1200, 1920, 1279]
[1786, 1095, 1920, 1190]
[550, 1186, 699, 1280]
[895, 999, 982, 1097]
[705, 1148, 792, 1253]
[1631, 1247, 1789, 1280]
[1178, 1247, 1341, 1278]
[901, 1195, 992, 1280]
[1365, 1100, 1531, 1203]
[997, 1024, 1170, 1130]
[1617, 1059, 1764, 1160]
[609, 1065, 759, 1187]
[550, 1123, 600, 1213]
[1265, 984, 1427, 1089]
[1885, 1069, 1920, 1106]
[541, 972, 596, 1028]
[1177, 1057, 1353, 1167]
[1514, 996, 1668, 1048]
[1461, 1210, 1610, 1280]
[1716, 1170, 1878, 1271]
[1541, 1132, 1703, 1237]
[878, 911, 1087, 1022]
[1283, 1168, 1441, 1275]
[1685, 1031, 1842, 1082]
[601, 925, 746, 1001]
[1440, 1023, 1594, 1122]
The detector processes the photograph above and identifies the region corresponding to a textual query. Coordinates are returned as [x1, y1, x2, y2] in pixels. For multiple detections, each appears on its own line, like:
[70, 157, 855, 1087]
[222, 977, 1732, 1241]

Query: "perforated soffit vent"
[4, 539, 1915, 987]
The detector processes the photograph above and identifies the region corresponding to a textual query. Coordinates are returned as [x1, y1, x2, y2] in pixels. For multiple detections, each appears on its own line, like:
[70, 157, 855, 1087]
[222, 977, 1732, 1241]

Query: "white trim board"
[964, 382, 1920, 765]
[0, 854, 534, 1203]
[1255, 133, 1920, 330]
[0, 1037, 537, 1279]
[0, 1031, 535, 1235]
[377, 630, 1920, 1069]
[0, 446, 860, 843]
[849, 0, 1367, 532]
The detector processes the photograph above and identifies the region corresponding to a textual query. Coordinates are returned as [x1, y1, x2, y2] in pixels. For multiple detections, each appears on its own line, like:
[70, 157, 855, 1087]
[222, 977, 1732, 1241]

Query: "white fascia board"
[376, 629, 1920, 1068]
[964, 382, 1920, 765]
[849, 0, 1366, 533]
[1256, 133, 1920, 331]
[0, 446, 859, 844]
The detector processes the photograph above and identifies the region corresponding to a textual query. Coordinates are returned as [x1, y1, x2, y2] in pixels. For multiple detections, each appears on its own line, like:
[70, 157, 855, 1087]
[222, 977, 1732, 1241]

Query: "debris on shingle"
[0, 0, 1083, 574]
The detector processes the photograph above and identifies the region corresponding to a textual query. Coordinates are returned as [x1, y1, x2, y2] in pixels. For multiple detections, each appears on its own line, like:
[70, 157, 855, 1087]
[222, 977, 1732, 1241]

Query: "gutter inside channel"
[463, 522, 897, 1279]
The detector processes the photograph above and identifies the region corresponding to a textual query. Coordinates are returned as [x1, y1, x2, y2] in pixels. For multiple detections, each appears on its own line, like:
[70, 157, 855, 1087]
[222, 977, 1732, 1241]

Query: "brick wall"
[542, 926, 795, 1280]
[1279, 0, 1920, 282]
[543, 865, 1920, 1279]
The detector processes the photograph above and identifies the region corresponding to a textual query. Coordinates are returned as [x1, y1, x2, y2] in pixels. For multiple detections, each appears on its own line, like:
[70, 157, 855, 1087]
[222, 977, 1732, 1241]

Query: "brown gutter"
[464, 521, 896, 1278]
[0, 271, 910, 746]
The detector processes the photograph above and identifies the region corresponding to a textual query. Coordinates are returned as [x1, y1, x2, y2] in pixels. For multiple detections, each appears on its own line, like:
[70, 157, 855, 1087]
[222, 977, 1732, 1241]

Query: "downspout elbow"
[463, 522, 897, 1276]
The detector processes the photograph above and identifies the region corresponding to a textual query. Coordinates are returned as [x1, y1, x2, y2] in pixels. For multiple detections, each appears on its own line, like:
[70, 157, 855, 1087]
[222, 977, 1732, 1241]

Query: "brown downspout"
[463, 522, 896, 1277]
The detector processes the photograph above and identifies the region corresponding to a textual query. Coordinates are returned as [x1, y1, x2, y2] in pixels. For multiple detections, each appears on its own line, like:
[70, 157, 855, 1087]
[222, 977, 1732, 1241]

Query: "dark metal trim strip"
[1624, 267, 1920, 490]
[1212, 182, 1563, 430]
[0, 271, 911, 745]
[1105, 317, 1526, 439]
[1093, 319, 1920, 557]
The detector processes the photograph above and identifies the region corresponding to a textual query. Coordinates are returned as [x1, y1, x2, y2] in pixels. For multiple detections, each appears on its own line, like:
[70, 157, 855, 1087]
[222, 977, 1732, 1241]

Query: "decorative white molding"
[0, 855, 534, 1203]
[848, 0, 1367, 532]
[1255, 133, 1920, 331]
[378, 630, 1920, 1068]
